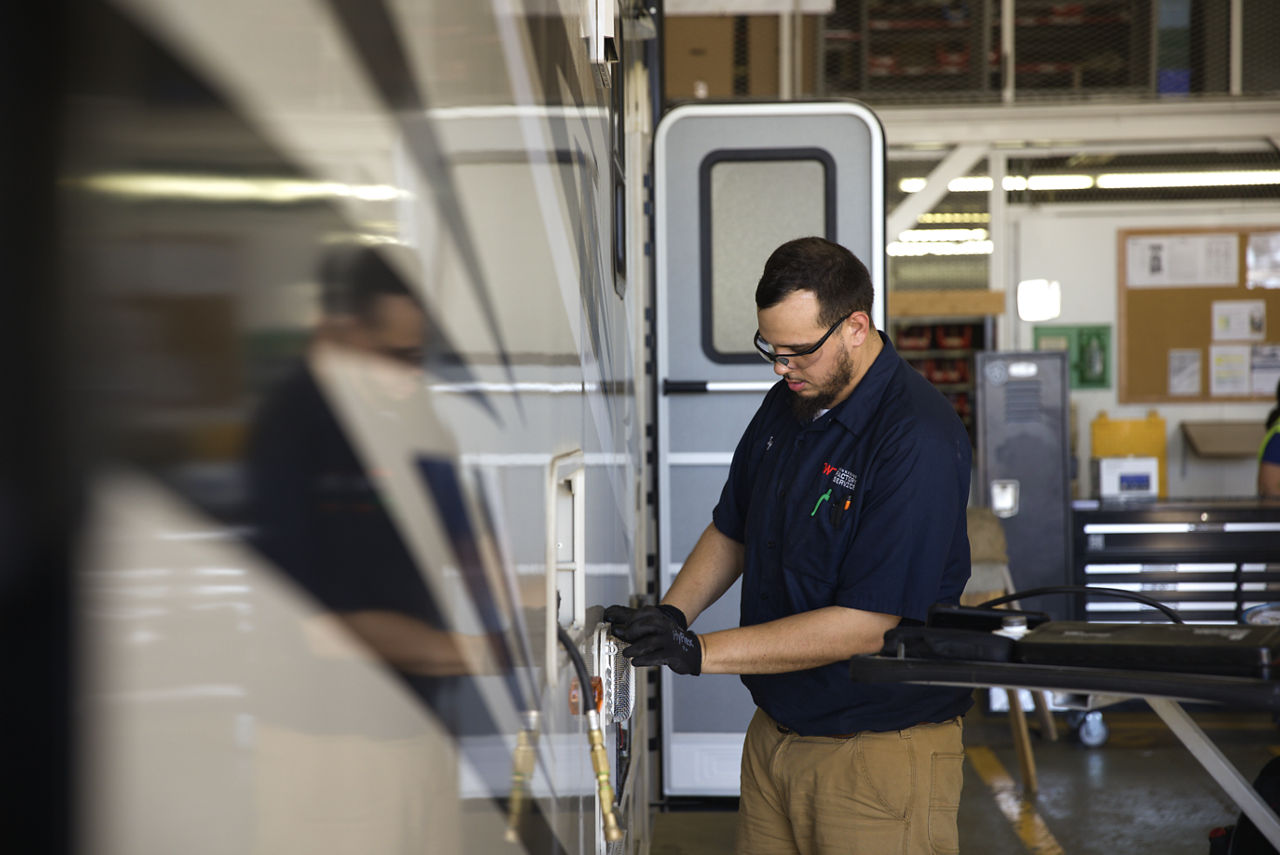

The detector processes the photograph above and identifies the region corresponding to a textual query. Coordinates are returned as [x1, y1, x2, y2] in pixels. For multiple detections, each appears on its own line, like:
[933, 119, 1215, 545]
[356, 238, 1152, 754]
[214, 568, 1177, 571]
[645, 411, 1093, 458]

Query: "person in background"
[1259, 379, 1280, 498]
[606, 237, 973, 855]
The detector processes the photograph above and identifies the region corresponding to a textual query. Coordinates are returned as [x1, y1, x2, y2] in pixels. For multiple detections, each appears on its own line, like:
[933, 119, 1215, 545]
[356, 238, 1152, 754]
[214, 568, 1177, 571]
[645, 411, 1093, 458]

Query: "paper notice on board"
[1128, 234, 1239, 287]
[1168, 349, 1201, 396]
[1212, 300, 1266, 341]
[1253, 344, 1280, 396]
[1247, 231, 1280, 289]
[1210, 344, 1251, 396]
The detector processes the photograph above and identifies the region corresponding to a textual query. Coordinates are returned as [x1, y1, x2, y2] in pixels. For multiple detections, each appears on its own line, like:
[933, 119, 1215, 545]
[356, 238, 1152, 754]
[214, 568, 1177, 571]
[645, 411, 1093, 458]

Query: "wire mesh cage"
[662, 0, 1280, 106]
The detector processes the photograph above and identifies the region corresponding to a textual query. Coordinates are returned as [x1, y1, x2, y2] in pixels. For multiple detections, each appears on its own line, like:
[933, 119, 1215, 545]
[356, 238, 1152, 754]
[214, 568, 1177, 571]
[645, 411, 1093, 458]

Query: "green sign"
[1033, 325, 1111, 390]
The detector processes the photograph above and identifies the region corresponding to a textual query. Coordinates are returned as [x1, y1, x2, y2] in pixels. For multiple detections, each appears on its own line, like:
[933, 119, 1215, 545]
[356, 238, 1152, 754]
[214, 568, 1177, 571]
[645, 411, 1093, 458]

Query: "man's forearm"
[699, 606, 900, 675]
[660, 522, 744, 626]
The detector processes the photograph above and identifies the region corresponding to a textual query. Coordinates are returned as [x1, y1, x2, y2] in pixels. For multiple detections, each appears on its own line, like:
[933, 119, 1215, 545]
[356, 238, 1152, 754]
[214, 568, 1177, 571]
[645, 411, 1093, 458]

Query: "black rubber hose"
[978, 585, 1185, 624]
[557, 626, 595, 710]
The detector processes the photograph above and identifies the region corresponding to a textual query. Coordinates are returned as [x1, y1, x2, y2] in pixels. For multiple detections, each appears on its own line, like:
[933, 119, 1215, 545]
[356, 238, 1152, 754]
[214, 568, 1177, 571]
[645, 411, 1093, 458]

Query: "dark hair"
[318, 243, 421, 321]
[1268, 378, 1280, 431]
[755, 236, 874, 327]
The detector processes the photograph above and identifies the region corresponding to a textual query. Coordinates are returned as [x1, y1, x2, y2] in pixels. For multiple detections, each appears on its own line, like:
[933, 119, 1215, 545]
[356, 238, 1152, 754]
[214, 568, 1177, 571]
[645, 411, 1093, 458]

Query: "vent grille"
[1004, 380, 1042, 423]
[594, 623, 635, 726]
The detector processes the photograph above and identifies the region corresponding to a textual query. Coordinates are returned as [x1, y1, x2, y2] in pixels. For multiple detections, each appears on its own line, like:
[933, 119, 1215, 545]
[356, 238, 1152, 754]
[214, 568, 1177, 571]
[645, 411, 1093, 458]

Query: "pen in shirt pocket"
[829, 494, 852, 525]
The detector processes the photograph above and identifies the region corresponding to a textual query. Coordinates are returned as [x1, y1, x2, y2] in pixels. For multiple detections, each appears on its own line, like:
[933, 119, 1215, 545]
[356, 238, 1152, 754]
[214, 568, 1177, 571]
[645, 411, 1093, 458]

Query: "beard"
[788, 344, 855, 422]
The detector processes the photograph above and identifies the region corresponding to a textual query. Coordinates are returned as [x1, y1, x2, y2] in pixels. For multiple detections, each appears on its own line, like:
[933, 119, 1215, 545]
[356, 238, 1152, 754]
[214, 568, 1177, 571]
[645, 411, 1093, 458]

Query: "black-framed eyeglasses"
[753, 313, 851, 367]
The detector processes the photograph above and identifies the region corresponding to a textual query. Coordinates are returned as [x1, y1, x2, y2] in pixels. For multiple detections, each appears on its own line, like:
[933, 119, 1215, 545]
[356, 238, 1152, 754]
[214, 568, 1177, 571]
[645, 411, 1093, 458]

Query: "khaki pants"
[736, 709, 964, 855]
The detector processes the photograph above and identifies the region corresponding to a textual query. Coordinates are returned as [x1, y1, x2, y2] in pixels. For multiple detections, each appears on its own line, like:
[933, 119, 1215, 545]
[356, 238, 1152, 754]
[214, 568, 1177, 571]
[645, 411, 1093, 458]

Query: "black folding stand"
[851, 655, 1280, 849]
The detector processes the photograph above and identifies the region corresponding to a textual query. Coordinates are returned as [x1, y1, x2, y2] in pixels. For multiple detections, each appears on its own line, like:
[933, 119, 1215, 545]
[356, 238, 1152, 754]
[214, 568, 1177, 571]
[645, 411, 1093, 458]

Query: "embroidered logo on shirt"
[822, 462, 858, 492]
[766, 435, 774, 451]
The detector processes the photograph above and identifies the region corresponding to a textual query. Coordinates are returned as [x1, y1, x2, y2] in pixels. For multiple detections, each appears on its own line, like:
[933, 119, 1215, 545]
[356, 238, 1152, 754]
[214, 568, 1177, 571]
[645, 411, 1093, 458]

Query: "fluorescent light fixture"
[1016, 278, 1061, 322]
[898, 170, 1277, 194]
[1027, 174, 1094, 190]
[1095, 170, 1280, 189]
[900, 175, 1091, 193]
[887, 240, 994, 257]
[917, 212, 991, 224]
[898, 228, 989, 242]
[74, 171, 406, 203]
[948, 176, 994, 192]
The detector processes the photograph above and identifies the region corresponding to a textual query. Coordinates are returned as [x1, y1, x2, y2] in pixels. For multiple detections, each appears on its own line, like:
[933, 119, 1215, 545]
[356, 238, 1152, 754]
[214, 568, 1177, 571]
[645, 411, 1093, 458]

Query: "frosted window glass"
[710, 160, 826, 355]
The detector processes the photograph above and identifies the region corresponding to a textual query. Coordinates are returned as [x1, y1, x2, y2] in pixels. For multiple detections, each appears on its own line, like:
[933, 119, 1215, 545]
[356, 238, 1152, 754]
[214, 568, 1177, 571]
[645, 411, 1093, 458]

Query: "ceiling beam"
[886, 143, 986, 238]
[877, 99, 1280, 150]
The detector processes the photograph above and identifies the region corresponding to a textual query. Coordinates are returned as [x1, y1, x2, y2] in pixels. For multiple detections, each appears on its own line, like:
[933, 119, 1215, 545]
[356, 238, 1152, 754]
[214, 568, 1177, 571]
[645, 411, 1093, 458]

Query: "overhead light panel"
[1027, 174, 1094, 190]
[917, 212, 991, 224]
[74, 171, 406, 204]
[898, 170, 1277, 194]
[1095, 170, 1280, 189]
[887, 240, 994, 257]
[1017, 279, 1062, 322]
[948, 176, 995, 192]
[898, 228, 989, 242]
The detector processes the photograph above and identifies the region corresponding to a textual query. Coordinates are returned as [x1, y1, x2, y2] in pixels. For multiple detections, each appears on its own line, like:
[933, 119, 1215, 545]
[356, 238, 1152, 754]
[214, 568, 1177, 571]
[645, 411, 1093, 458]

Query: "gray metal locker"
[975, 351, 1073, 619]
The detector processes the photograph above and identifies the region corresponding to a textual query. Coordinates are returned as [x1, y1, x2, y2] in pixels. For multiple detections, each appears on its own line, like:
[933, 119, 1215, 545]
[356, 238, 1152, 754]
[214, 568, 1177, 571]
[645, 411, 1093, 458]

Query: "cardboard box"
[665, 16, 736, 100]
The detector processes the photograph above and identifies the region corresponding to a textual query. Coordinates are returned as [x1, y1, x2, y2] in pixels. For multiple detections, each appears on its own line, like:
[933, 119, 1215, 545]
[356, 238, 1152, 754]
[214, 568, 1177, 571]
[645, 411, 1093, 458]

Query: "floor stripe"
[967, 746, 1066, 855]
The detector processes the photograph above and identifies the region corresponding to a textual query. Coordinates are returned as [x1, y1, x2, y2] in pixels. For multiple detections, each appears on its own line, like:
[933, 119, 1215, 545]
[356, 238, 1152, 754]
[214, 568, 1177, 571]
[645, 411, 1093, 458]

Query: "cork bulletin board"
[1118, 226, 1280, 403]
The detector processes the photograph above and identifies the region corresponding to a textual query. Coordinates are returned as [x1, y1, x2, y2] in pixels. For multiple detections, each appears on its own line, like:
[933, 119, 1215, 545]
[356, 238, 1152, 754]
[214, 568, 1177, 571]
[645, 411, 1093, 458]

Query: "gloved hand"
[603, 603, 688, 640]
[603, 604, 701, 675]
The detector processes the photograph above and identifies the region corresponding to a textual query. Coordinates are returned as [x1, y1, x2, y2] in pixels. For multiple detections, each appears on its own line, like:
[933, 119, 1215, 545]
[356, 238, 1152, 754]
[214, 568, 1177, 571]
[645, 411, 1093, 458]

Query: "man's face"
[325, 293, 427, 402]
[353, 294, 427, 367]
[756, 290, 866, 419]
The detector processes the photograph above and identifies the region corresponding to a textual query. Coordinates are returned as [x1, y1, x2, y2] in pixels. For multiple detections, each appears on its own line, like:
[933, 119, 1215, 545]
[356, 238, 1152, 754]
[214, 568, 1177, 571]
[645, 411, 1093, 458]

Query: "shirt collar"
[826, 330, 898, 437]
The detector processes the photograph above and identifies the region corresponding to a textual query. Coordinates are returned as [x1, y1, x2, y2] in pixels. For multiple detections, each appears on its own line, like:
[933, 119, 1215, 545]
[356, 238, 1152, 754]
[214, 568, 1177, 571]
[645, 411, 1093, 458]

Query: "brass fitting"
[587, 710, 623, 843]
[504, 711, 540, 844]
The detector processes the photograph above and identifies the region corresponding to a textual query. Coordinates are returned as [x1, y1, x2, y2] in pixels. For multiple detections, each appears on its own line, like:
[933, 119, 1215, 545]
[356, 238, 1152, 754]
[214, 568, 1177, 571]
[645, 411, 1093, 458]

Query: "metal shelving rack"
[889, 315, 993, 445]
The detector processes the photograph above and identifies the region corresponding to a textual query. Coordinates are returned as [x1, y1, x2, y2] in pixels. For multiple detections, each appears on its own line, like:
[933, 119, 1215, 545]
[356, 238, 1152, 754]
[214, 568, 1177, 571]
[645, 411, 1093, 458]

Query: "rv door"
[654, 101, 885, 797]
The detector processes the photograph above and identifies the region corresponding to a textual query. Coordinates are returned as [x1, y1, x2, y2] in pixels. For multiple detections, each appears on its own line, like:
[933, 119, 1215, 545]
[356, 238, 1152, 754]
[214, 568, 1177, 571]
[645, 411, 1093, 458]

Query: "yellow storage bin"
[1091, 410, 1167, 498]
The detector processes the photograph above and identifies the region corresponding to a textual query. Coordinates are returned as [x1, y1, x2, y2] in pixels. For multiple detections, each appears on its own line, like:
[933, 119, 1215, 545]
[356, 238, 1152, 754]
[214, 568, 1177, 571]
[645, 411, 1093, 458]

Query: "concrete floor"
[650, 698, 1280, 855]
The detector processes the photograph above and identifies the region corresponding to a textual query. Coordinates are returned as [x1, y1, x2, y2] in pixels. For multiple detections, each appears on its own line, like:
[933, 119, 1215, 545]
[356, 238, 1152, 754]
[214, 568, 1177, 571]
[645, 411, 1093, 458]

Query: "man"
[607, 236, 973, 855]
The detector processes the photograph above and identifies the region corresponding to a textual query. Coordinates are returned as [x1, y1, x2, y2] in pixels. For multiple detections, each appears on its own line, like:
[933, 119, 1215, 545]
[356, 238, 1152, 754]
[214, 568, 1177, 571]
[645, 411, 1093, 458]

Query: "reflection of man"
[608, 237, 973, 854]
[249, 244, 468, 683]
[246, 244, 463, 855]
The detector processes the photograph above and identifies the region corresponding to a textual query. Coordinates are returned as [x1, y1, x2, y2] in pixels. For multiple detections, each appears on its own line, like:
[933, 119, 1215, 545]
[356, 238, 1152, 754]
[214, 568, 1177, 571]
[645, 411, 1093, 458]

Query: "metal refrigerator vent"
[1004, 380, 1043, 423]
[593, 623, 635, 727]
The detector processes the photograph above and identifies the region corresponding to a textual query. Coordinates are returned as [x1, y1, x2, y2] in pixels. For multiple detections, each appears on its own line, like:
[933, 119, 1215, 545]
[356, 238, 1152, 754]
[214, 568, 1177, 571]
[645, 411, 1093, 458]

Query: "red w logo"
[822, 463, 836, 476]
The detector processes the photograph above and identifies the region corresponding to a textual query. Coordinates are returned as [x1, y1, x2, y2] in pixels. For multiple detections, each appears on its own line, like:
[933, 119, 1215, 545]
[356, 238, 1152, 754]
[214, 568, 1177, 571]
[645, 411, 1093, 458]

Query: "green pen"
[811, 488, 832, 517]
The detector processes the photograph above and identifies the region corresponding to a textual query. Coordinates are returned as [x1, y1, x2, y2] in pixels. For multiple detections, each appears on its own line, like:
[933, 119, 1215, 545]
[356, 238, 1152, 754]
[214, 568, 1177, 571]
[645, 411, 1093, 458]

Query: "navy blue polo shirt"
[712, 332, 974, 735]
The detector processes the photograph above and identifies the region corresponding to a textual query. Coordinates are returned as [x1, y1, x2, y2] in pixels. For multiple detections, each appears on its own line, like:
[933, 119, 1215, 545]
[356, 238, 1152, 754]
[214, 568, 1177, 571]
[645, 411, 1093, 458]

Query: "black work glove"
[603, 604, 701, 675]
[603, 603, 688, 640]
